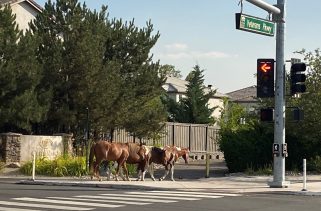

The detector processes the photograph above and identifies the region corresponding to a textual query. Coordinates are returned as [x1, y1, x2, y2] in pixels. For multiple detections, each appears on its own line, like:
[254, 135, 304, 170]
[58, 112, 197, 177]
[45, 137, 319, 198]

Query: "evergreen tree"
[27, 0, 167, 139]
[31, 0, 106, 134]
[100, 18, 166, 139]
[173, 65, 216, 124]
[0, 5, 45, 133]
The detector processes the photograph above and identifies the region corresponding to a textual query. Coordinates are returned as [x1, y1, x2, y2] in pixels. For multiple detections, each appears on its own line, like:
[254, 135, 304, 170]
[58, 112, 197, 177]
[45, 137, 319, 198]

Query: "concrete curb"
[15, 177, 321, 196]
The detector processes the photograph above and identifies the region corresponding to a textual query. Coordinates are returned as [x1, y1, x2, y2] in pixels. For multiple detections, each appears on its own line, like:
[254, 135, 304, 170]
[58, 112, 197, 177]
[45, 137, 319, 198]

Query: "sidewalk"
[1, 160, 321, 196]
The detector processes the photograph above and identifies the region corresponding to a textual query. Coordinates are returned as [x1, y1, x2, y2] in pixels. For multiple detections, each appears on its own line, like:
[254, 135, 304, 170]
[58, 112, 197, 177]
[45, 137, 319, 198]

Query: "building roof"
[163, 76, 228, 98]
[226, 85, 258, 103]
[0, 0, 42, 12]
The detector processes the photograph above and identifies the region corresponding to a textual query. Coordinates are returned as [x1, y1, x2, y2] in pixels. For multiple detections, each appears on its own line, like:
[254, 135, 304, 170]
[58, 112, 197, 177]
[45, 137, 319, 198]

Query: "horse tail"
[89, 142, 96, 172]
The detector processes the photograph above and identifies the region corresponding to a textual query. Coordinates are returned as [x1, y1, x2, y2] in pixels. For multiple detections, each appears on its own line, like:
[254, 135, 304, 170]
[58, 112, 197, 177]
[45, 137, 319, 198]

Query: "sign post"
[240, 0, 289, 188]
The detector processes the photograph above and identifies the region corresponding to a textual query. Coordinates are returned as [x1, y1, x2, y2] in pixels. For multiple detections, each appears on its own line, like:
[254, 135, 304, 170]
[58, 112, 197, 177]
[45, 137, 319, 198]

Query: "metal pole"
[269, 0, 289, 188]
[245, 0, 281, 14]
[302, 159, 307, 191]
[85, 107, 89, 172]
[32, 152, 36, 181]
[205, 125, 210, 178]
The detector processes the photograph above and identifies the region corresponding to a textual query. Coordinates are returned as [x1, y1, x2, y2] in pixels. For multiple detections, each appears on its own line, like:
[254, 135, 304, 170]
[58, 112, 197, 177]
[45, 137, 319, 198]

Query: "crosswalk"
[0, 190, 241, 210]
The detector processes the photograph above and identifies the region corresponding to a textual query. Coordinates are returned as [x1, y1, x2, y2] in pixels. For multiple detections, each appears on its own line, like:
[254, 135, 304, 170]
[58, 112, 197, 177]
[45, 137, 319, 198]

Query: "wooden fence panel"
[109, 122, 220, 154]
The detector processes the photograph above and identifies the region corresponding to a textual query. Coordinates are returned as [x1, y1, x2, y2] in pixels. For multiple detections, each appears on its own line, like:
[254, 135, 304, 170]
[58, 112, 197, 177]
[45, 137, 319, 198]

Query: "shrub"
[307, 156, 321, 173]
[20, 156, 137, 178]
[0, 162, 5, 173]
[20, 156, 87, 177]
[219, 123, 274, 173]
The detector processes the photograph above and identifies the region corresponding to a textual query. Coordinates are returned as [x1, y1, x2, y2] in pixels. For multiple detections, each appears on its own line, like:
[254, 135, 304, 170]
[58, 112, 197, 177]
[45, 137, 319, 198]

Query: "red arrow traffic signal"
[260, 63, 272, 72]
[257, 59, 275, 98]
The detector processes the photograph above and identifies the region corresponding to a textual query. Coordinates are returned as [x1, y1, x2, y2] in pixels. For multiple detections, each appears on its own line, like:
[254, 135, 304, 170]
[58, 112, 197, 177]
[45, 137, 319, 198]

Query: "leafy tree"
[220, 98, 249, 131]
[0, 5, 45, 133]
[285, 49, 321, 165]
[159, 64, 182, 78]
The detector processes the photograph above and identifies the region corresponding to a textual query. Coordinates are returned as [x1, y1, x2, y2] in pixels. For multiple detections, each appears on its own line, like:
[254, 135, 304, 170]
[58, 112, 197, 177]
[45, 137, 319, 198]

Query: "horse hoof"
[99, 178, 102, 182]
[159, 178, 163, 181]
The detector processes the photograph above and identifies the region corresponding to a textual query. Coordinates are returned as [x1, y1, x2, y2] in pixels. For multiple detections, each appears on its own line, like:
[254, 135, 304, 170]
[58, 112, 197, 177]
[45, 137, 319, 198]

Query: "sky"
[36, 0, 321, 94]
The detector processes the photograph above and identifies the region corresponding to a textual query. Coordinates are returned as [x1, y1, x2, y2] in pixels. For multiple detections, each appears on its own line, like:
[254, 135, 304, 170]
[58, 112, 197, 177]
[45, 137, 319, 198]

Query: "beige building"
[163, 76, 228, 122]
[226, 85, 258, 114]
[0, 0, 42, 31]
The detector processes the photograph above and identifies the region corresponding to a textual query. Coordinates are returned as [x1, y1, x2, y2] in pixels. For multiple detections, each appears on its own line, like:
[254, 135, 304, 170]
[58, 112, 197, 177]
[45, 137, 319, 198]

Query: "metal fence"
[112, 122, 222, 159]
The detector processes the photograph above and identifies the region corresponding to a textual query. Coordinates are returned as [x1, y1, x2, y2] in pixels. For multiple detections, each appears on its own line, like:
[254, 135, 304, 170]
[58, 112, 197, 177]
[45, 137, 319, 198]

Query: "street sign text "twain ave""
[235, 13, 275, 37]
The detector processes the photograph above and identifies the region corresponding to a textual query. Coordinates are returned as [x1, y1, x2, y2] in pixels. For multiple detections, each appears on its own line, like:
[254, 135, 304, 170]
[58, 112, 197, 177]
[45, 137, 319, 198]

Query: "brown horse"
[164, 145, 190, 164]
[148, 145, 190, 181]
[89, 141, 130, 181]
[123, 142, 150, 181]
[146, 146, 176, 181]
[96, 142, 150, 181]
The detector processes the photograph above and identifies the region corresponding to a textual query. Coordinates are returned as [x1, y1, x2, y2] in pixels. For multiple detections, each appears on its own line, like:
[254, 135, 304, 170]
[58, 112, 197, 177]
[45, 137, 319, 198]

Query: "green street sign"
[235, 13, 275, 37]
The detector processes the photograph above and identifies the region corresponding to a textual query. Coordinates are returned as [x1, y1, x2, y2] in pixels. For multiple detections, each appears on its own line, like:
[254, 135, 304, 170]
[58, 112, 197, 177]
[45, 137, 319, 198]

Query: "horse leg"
[90, 161, 96, 180]
[136, 168, 142, 181]
[121, 162, 130, 181]
[141, 168, 147, 181]
[159, 164, 170, 181]
[96, 161, 102, 181]
[140, 161, 149, 181]
[149, 163, 156, 181]
[114, 162, 120, 181]
[170, 164, 175, 181]
[92, 160, 102, 181]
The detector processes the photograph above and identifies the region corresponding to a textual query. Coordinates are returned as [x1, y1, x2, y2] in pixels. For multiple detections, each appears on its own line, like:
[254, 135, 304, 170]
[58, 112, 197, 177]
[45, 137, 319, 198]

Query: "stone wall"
[0, 133, 73, 165]
[0, 133, 22, 163]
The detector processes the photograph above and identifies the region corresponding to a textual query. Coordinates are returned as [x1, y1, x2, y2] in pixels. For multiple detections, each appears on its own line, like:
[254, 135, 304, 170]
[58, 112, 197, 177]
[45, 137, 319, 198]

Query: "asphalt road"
[0, 183, 321, 211]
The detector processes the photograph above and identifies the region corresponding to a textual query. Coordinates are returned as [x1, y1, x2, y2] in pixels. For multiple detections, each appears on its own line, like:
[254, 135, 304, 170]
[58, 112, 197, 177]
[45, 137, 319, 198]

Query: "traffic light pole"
[245, 0, 289, 188]
[270, 0, 289, 188]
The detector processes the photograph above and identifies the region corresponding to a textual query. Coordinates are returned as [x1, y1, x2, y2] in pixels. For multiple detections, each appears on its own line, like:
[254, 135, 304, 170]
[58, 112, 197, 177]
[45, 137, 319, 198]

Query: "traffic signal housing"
[290, 62, 306, 96]
[260, 108, 274, 122]
[257, 59, 275, 98]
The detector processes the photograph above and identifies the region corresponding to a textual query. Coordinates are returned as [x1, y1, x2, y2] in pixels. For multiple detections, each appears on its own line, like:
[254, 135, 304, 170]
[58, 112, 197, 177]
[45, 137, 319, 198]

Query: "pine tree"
[0, 5, 45, 133]
[31, 0, 107, 134]
[174, 65, 216, 124]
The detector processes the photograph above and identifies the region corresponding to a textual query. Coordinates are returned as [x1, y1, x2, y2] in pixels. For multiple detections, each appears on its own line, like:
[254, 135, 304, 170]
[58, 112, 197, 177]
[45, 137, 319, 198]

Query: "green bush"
[20, 156, 137, 178]
[20, 156, 87, 177]
[307, 156, 321, 173]
[219, 123, 274, 173]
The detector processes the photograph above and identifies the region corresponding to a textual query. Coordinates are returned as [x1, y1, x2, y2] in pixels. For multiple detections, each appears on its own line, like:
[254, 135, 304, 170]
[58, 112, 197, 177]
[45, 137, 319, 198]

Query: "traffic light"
[260, 108, 274, 122]
[290, 62, 306, 96]
[293, 108, 304, 121]
[257, 59, 275, 98]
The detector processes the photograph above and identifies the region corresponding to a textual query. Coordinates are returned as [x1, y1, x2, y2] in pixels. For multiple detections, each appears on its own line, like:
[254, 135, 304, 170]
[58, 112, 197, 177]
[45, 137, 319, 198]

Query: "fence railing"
[112, 122, 221, 156]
